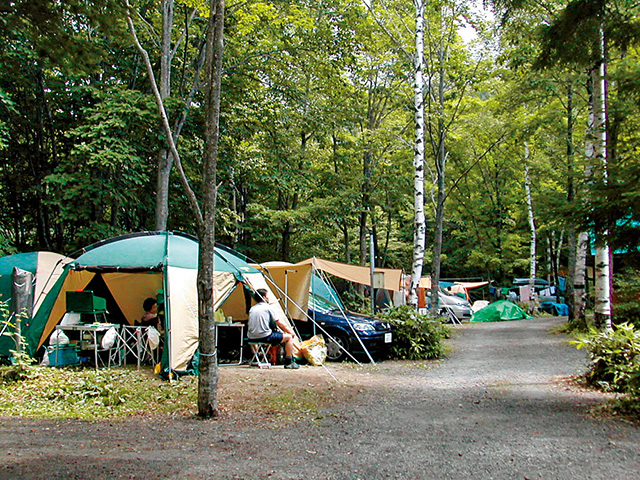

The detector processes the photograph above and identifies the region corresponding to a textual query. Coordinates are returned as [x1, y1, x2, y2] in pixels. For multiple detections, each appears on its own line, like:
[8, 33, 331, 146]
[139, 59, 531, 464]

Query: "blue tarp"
[539, 302, 569, 316]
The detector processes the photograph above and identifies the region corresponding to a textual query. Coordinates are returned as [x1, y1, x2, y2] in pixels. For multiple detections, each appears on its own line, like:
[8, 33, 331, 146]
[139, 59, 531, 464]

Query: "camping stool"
[247, 340, 271, 369]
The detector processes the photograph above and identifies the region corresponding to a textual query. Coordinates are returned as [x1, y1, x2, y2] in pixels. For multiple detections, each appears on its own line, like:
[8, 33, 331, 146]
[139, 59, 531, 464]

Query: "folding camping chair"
[247, 340, 271, 369]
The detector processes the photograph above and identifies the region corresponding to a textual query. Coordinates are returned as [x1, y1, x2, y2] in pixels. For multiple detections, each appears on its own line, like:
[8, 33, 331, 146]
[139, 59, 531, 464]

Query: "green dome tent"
[471, 300, 533, 323]
[0, 251, 69, 358]
[28, 232, 287, 372]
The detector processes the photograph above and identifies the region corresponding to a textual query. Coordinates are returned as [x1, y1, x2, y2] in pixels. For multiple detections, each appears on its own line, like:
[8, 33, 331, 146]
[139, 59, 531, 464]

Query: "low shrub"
[613, 269, 640, 327]
[572, 323, 640, 397]
[380, 305, 450, 360]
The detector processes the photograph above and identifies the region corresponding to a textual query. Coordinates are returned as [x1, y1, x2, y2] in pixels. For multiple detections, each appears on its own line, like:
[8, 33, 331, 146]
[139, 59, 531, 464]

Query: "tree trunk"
[409, 0, 426, 307]
[229, 164, 238, 248]
[566, 80, 590, 325]
[33, 68, 53, 250]
[155, 0, 175, 231]
[341, 223, 351, 264]
[565, 83, 577, 321]
[429, 42, 446, 316]
[359, 149, 372, 267]
[590, 25, 612, 329]
[524, 142, 537, 314]
[573, 231, 590, 323]
[197, 0, 225, 419]
[554, 231, 563, 288]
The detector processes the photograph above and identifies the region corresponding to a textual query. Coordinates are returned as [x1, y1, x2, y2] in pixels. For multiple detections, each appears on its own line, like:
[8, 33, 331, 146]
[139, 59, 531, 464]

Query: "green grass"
[0, 365, 197, 420]
[265, 388, 320, 419]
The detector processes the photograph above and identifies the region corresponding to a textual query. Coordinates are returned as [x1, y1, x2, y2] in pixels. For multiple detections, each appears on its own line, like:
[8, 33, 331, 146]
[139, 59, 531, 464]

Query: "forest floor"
[2, 316, 640, 479]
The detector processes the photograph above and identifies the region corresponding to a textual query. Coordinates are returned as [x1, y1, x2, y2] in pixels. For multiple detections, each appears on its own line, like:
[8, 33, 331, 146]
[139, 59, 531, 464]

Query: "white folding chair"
[248, 341, 271, 369]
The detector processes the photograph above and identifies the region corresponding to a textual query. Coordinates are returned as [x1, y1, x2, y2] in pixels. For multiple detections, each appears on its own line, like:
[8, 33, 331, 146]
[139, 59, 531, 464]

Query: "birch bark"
[409, 0, 426, 307]
[590, 25, 612, 329]
[524, 141, 537, 313]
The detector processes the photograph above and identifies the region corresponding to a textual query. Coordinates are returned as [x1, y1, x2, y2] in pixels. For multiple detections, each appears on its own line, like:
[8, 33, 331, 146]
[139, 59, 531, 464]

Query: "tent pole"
[321, 363, 338, 382]
[163, 233, 173, 381]
[370, 231, 375, 315]
[310, 263, 316, 337]
[284, 269, 297, 318]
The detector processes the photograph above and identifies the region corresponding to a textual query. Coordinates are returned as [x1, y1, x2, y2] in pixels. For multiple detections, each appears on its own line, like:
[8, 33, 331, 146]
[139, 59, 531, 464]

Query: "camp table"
[215, 321, 245, 366]
[55, 323, 121, 369]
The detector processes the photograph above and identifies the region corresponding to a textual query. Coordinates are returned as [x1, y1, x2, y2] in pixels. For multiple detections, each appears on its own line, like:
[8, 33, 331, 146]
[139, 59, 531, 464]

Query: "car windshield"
[308, 293, 342, 314]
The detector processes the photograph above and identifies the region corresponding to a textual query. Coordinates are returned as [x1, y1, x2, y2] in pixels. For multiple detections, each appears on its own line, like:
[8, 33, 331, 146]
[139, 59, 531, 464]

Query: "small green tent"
[0, 252, 69, 358]
[29, 231, 287, 372]
[470, 300, 533, 322]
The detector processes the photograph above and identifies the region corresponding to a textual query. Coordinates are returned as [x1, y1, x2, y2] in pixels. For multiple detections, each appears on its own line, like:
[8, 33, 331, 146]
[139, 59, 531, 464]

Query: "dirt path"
[2, 316, 640, 479]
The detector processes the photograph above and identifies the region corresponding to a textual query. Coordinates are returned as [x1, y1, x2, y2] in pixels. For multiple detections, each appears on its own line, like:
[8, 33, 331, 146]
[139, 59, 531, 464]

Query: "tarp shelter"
[471, 300, 533, 323]
[403, 276, 489, 308]
[258, 258, 404, 319]
[29, 231, 287, 372]
[446, 281, 490, 301]
[0, 252, 70, 358]
[297, 258, 404, 292]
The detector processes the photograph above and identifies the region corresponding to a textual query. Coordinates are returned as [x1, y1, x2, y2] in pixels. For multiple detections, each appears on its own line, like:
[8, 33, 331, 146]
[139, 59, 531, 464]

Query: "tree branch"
[125, 0, 204, 228]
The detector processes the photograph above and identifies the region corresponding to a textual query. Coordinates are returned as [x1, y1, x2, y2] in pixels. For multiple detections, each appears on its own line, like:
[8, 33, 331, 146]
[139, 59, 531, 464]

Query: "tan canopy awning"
[296, 257, 403, 292]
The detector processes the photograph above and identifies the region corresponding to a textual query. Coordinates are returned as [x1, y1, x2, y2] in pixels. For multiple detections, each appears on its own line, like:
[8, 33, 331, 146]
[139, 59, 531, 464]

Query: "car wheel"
[438, 308, 457, 324]
[325, 332, 349, 362]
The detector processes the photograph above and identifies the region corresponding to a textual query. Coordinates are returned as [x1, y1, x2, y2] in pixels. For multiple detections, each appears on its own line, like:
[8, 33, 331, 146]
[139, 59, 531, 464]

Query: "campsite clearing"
[2, 316, 640, 479]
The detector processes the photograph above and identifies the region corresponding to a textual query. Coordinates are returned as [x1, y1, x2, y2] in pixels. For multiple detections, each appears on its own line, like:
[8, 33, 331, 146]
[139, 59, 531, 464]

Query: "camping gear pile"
[295, 335, 327, 366]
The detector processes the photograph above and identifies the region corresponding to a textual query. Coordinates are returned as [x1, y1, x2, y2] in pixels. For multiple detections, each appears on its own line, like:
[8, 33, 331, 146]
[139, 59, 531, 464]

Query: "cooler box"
[48, 345, 79, 366]
[66, 291, 107, 314]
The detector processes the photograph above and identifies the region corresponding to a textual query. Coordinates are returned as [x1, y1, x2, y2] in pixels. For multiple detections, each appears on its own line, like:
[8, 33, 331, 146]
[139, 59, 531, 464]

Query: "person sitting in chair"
[138, 297, 161, 330]
[247, 289, 299, 369]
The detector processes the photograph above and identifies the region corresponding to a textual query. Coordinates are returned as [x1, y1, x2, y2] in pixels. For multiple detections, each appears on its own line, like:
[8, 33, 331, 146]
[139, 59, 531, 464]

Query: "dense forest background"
[0, 0, 638, 291]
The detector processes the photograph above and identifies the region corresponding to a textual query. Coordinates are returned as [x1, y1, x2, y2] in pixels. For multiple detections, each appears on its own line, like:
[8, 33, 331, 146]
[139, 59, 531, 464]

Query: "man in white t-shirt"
[247, 289, 299, 369]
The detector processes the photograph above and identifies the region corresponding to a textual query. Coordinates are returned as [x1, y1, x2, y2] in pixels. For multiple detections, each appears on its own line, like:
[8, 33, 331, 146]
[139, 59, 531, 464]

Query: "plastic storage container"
[48, 345, 79, 366]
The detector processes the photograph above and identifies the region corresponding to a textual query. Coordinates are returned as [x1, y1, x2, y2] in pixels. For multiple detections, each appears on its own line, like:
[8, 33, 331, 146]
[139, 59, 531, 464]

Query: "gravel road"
[2, 316, 639, 480]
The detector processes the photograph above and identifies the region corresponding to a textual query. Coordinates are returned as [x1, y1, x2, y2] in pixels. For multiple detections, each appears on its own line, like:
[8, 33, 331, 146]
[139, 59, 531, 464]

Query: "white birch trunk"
[524, 142, 537, 313]
[408, 0, 426, 307]
[573, 231, 589, 320]
[591, 25, 612, 329]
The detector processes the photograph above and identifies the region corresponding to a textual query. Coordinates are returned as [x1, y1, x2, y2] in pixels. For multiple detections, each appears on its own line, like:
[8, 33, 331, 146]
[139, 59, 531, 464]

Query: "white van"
[421, 288, 473, 322]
